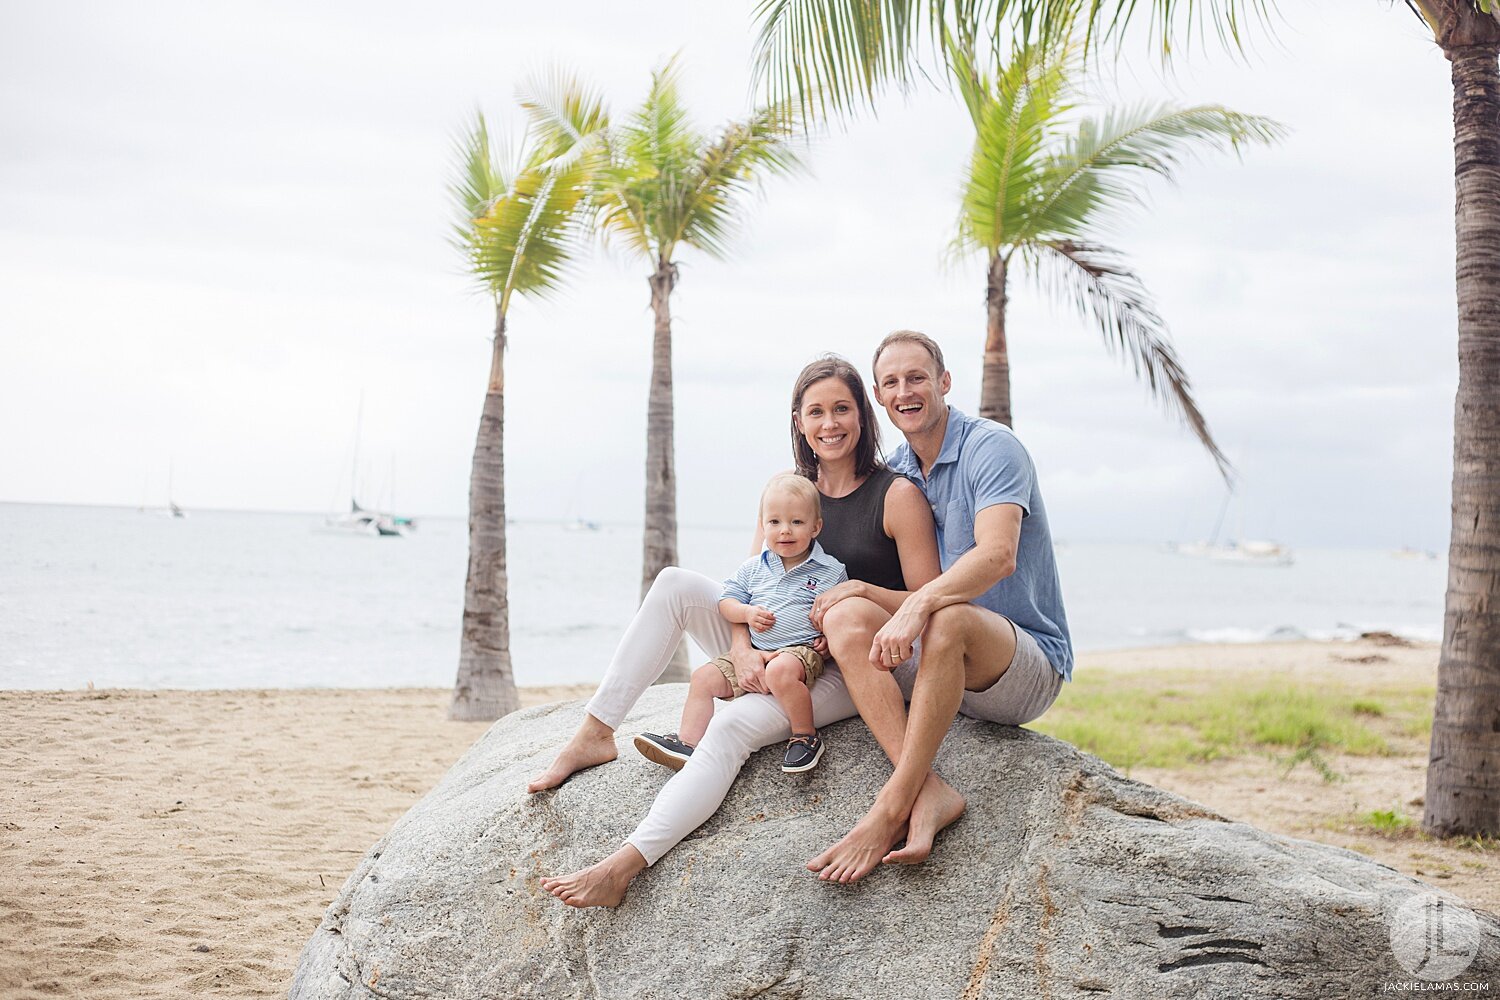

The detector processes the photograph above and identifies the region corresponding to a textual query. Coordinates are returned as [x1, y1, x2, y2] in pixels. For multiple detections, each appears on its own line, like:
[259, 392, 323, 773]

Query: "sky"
[0, 1, 1460, 549]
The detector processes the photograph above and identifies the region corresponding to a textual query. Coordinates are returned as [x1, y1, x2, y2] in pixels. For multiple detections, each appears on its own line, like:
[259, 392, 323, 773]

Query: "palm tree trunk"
[1424, 33, 1500, 838]
[450, 303, 519, 721]
[979, 253, 1013, 426]
[644, 257, 688, 683]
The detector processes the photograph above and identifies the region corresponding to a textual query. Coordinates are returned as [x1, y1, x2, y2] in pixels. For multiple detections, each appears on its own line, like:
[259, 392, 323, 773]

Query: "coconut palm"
[448, 81, 607, 721]
[950, 36, 1281, 476]
[752, 0, 1500, 838]
[592, 56, 803, 681]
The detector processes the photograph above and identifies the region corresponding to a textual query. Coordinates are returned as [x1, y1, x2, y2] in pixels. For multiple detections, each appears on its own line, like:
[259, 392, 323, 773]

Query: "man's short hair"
[761, 472, 821, 520]
[872, 330, 946, 379]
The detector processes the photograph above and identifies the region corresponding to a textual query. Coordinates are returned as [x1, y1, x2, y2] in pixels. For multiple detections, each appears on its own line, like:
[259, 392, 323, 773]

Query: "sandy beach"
[2, 641, 1491, 998]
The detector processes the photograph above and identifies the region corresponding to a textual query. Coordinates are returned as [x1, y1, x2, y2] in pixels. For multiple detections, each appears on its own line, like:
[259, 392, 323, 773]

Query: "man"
[809, 330, 1073, 883]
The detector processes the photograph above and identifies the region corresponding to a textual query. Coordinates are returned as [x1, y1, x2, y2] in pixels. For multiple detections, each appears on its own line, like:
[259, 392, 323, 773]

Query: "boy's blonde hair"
[760, 473, 822, 520]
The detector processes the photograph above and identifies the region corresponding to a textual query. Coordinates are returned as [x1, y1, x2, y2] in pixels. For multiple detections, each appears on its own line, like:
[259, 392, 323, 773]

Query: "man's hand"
[809, 580, 865, 630]
[732, 646, 774, 694]
[746, 605, 776, 633]
[869, 596, 931, 672]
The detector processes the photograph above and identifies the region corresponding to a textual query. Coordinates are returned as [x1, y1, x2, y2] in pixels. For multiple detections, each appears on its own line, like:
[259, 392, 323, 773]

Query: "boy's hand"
[746, 606, 776, 632]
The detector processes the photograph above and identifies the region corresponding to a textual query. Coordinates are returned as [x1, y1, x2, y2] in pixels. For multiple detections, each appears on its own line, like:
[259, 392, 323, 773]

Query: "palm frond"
[952, 39, 1072, 257]
[594, 59, 804, 264]
[593, 55, 706, 260]
[750, 0, 931, 118]
[1027, 102, 1285, 241]
[449, 112, 507, 244]
[675, 101, 805, 258]
[451, 112, 593, 309]
[517, 67, 610, 165]
[750, 0, 1278, 115]
[1030, 238, 1232, 481]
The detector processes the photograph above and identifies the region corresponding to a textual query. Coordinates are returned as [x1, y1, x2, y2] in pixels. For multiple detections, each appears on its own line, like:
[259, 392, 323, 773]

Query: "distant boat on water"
[1172, 492, 1293, 566]
[322, 500, 413, 537]
[1391, 546, 1438, 561]
[139, 461, 187, 518]
[321, 395, 415, 538]
[1171, 539, 1294, 566]
[564, 518, 601, 532]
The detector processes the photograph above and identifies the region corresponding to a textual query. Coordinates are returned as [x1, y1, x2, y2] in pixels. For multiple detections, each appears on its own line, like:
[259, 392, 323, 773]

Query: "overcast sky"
[0, 1, 1459, 548]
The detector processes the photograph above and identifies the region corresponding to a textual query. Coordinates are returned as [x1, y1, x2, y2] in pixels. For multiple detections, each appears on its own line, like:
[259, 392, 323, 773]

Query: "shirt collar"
[890, 406, 966, 478]
[931, 406, 968, 469]
[759, 540, 836, 573]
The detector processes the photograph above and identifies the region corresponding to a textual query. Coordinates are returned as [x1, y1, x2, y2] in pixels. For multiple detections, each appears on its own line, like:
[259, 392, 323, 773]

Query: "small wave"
[1177, 623, 1439, 645]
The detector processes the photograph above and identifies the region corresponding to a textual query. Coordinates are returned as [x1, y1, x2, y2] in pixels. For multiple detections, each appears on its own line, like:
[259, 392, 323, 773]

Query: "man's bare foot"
[540, 846, 646, 909]
[884, 776, 965, 865]
[526, 722, 617, 793]
[805, 803, 907, 884]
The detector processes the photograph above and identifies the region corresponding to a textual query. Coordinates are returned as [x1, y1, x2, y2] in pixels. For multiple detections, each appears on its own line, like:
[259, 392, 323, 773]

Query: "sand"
[1, 644, 1492, 998]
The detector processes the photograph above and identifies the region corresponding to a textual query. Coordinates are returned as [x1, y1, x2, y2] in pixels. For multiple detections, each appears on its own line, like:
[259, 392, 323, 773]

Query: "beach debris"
[1332, 653, 1389, 665]
[288, 687, 1500, 999]
[1360, 630, 1414, 647]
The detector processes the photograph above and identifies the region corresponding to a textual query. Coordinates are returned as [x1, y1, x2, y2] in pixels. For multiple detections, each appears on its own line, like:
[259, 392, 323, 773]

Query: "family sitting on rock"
[529, 331, 1074, 907]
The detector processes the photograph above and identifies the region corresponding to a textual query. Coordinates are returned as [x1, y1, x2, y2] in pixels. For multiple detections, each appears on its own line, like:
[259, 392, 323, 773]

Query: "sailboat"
[1171, 493, 1293, 566]
[140, 461, 188, 518]
[321, 397, 414, 537]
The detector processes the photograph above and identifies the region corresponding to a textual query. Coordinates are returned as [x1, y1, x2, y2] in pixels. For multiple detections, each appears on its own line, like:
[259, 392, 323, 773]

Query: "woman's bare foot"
[883, 776, 965, 865]
[805, 802, 907, 884]
[540, 846, 647, 908]
[526, 717, 618, 793]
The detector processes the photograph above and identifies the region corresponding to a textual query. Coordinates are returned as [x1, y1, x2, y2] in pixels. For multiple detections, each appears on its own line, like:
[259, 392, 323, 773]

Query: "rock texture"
[290, 687, 1499, 998]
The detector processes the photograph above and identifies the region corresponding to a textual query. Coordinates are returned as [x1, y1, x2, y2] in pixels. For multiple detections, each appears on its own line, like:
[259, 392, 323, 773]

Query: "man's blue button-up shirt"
[890, 406, 1073, 680]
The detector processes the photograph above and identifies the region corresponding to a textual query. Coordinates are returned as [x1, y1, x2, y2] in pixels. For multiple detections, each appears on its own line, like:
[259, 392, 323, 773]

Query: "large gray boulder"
[290, 687, 1499, 998]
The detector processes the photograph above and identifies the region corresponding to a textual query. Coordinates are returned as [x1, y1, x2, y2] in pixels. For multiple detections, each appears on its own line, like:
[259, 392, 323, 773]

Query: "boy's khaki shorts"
[710, 644, 824, 699]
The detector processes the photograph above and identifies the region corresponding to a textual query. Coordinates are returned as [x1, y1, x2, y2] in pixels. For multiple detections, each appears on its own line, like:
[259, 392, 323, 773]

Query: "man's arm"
[868, 503, 1022, 667]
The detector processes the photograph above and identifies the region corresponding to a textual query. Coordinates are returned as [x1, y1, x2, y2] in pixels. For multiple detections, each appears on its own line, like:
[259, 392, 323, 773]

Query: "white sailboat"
[1171, 493, 1293, 566]
[140, 460, 188, 518]
[321, 397, 414, 537]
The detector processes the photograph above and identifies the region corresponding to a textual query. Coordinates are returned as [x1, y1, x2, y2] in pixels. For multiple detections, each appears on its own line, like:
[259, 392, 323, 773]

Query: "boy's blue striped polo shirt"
[720, 541, 848, 651]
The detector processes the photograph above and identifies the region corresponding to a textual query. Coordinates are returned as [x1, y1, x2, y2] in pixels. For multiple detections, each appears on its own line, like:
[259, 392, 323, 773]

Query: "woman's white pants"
[585, 567, 858, 866]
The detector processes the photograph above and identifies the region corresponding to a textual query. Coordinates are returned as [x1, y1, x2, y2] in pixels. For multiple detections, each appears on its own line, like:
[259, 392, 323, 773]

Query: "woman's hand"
[809, 580, 865, 630]
[869, 596, 930, 671]
[731, 646, 774, 694]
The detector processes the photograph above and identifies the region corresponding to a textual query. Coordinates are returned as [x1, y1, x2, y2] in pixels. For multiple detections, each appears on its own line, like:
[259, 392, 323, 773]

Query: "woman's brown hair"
[790, 354, 883, 481]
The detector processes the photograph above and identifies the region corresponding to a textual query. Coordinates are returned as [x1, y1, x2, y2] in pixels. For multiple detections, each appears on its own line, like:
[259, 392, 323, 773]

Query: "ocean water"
[0, 503, 1447, 690]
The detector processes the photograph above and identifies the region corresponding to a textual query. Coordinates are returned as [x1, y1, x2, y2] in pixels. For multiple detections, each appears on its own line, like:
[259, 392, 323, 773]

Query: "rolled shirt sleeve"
[720, 559, 755, 604]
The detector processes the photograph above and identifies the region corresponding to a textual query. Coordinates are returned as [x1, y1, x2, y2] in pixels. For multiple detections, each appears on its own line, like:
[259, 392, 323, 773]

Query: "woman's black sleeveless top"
[818, 467, 908, 591]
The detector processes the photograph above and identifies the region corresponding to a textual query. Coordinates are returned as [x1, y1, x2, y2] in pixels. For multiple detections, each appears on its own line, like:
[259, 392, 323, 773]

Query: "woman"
[531, 355, 940, 907]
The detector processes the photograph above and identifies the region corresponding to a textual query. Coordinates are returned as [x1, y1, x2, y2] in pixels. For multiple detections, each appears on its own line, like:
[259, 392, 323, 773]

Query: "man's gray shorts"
[891, 618, 1063, 726]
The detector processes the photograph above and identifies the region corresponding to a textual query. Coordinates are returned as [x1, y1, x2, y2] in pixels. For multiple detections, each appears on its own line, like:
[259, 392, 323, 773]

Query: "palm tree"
[949, 36, 1281, 476]
[591, 56, 803, 681]
[752, 0, 1500, 838]
[447, 81, 607, 721]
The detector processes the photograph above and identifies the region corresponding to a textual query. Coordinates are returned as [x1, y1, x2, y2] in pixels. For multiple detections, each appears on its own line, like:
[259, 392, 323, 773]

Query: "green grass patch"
[1030, 669, 1433, 773]
[1362, 809, 1414, 834]
[1453, 834, 1500, 854]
